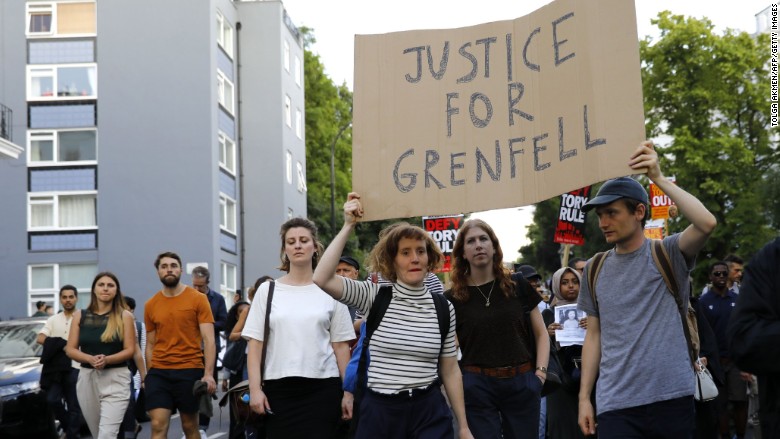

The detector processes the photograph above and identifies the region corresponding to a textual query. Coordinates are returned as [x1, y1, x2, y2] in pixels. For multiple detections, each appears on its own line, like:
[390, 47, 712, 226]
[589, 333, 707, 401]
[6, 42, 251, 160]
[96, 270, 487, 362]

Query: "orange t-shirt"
[144, 286, 215, 369]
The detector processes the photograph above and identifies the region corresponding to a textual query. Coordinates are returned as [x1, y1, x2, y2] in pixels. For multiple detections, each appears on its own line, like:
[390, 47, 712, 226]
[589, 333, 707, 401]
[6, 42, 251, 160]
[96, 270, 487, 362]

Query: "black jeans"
[598, 396, 695, 439]
[45, 368, 82, 439]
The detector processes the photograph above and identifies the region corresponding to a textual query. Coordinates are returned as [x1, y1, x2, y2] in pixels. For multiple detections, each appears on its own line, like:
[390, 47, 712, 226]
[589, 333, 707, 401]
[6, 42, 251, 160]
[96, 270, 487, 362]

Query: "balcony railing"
[0, 103, 11, 142]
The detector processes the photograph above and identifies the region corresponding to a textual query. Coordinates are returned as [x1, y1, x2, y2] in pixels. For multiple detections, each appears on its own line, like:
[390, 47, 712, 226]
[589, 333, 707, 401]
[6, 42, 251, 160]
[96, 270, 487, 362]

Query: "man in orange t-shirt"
[144, 252, 215, 439]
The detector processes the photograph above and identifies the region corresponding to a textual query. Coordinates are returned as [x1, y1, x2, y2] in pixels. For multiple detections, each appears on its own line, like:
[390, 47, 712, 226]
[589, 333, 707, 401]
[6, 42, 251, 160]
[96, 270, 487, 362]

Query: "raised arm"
[313, 192, 363, 299]
[629, 141, 716, 260]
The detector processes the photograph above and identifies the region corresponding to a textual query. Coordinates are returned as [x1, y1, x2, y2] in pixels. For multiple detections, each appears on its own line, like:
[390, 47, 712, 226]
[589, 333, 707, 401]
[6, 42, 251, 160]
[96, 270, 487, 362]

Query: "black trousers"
[263, 377, 342, 439]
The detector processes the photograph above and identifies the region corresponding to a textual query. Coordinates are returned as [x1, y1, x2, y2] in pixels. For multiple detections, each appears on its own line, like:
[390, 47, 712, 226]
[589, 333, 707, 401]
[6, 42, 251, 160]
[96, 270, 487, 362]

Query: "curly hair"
[367, 222, 443, 283]
[449, 219, 515, 302]
[277, 217, 325, 272]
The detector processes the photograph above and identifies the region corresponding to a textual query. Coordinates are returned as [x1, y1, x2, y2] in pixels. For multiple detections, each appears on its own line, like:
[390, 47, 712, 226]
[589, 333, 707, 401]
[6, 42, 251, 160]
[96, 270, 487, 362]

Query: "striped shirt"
[341, 278, 456, 394]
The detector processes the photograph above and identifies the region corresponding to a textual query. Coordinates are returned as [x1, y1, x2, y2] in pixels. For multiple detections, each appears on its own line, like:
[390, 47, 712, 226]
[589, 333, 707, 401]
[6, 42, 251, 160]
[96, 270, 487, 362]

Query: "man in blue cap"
[576, 141, 717, 438]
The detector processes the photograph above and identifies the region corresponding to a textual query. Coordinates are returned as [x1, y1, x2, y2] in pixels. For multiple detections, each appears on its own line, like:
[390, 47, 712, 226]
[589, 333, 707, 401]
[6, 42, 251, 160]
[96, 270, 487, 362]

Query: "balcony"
[0, 103, 24, 159]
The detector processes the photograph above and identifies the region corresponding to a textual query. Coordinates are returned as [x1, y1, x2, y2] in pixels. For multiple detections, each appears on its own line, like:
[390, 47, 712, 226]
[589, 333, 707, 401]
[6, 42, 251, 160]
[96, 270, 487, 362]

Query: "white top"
[341, 278, 457, 394]
[242, 281, 355, 380]
[39, 311, 79, 368]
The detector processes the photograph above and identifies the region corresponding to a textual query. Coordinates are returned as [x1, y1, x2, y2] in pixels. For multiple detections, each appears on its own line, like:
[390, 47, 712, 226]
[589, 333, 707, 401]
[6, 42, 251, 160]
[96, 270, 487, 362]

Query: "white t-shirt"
[242, 281, 355, 380]
[39, 311, 79, 369]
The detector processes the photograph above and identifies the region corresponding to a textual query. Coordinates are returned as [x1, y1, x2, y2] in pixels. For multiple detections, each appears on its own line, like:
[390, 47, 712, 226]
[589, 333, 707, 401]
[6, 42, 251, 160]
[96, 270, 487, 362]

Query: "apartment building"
[0, 0, 307, 318]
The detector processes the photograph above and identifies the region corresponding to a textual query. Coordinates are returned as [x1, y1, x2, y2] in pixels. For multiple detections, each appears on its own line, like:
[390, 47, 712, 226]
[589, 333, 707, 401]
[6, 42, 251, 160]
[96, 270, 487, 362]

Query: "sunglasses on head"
[712, 271, 728, 277]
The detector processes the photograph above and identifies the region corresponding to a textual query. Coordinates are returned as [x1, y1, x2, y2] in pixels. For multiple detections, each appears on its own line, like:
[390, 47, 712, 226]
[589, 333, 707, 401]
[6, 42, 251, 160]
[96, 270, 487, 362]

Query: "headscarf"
[551, 266, 582, 306]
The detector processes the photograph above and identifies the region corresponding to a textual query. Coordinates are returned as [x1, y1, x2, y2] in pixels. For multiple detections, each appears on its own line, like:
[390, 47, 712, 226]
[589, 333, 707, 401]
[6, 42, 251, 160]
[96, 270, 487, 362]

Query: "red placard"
[422, 215, 464, 272]
[554, 186, 592, 246]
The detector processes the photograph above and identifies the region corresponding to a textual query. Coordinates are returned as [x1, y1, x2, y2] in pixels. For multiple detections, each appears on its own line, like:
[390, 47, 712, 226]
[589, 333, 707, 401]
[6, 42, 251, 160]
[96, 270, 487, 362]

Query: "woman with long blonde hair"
[66, 272, 136, 439]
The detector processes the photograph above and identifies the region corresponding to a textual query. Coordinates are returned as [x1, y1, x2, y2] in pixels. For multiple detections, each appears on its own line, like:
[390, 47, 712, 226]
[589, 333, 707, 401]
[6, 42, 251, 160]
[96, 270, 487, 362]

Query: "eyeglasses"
[712, 271, 728, 277]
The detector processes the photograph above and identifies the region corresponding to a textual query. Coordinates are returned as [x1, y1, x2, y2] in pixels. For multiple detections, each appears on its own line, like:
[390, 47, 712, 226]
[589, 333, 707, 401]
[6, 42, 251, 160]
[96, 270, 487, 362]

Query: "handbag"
[219, 280, 275, 424]
[222, 338, 247, 374]
[694, 359, 718, 402]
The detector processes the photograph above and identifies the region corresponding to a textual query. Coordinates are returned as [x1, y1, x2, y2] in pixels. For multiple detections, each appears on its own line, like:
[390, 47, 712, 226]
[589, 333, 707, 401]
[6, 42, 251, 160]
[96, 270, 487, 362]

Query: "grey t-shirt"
[578, 234, 695, 414]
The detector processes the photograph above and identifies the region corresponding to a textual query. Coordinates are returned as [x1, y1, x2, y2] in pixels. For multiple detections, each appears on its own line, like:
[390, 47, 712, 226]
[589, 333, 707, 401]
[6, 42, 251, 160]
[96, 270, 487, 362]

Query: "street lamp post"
[330, 123, 351, 233]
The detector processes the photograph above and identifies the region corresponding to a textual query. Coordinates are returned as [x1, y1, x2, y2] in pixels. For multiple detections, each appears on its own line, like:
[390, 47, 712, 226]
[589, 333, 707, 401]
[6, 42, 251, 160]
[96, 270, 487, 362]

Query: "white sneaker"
[199, 429, 209, 439]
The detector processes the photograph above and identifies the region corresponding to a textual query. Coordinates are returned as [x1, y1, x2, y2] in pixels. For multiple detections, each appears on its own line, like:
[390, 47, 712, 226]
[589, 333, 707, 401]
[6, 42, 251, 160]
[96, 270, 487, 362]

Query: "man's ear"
[636, 203, 647, 221]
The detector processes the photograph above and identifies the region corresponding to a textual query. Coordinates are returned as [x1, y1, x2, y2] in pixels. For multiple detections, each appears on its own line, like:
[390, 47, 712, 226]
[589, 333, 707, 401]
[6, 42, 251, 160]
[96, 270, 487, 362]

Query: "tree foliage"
[641, 12, 778, 284]
[520, 13, 778, 286]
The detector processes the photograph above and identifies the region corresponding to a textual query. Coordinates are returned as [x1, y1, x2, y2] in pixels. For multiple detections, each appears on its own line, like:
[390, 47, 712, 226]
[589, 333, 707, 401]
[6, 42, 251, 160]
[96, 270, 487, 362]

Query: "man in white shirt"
[37, 285, 82, 439]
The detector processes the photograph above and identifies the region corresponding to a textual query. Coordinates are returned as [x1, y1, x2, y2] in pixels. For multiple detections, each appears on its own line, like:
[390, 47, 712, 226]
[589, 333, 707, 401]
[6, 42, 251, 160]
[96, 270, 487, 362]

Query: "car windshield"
[0, 322, 44, 359]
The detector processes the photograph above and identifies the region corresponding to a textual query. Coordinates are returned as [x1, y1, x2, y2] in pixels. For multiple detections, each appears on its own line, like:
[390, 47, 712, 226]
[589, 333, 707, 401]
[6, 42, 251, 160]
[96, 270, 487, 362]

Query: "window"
[220, 193, 236, 234]
[220, 262, 237, 298]
[28, 263, 97, 312]
[28, 129, 97, 165]
[284, 40, 290, 72]
[27, 2, 96, 38]
[218, 132, 235, 174]
[217, 70, 235, 114]
[295, 109, 302, 139]
[27, 3, 53, 35]
[28, 192, 97, 230]
[296, 161, 307, 193]
[216, 11, 234, 58]
[295, 56, 302, 87]
[27, 64, 97, 100]
[286, 150, 292, 184]
[285, 95, 291, 127]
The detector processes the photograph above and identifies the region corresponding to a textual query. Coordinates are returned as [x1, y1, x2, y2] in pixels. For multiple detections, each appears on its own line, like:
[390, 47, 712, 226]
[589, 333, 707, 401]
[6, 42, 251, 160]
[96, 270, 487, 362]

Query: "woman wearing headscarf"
[545, 266, 590, 439]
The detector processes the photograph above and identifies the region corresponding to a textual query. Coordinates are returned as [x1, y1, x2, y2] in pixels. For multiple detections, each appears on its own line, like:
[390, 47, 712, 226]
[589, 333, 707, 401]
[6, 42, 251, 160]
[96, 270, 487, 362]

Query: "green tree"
[641, 12, 778, 285]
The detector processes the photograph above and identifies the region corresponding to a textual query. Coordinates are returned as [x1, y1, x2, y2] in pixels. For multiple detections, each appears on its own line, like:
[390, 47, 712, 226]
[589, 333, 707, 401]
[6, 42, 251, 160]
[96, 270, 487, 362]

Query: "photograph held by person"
[242, 218, 354, 439]
[144, 252, 217, 439]
[312, 193, 473, 439]
[577, 141, 717, 438]
[545, 267, 591, 439]
[65, 272, 136, 439]
[445, 219, 548, 439]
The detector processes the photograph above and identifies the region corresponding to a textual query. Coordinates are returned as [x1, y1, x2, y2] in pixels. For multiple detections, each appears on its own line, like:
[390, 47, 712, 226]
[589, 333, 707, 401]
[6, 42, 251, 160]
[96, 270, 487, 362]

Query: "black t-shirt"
[446, 274, 541, 367]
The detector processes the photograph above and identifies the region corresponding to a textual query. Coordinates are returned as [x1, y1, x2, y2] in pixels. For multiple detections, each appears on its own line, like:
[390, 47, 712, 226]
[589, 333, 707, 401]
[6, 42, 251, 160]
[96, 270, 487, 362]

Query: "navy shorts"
[144, 368, 203, 414]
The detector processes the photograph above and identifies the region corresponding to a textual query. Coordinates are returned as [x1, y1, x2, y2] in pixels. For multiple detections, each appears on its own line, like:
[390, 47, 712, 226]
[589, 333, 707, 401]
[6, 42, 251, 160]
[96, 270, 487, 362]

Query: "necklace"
[474, 280, 496, 307]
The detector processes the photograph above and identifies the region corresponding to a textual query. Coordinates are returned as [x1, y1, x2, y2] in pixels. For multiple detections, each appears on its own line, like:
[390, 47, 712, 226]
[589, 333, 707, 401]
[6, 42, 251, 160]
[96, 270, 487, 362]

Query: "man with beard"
[144, 252, 216, 439]
[37, 285, 83, 439]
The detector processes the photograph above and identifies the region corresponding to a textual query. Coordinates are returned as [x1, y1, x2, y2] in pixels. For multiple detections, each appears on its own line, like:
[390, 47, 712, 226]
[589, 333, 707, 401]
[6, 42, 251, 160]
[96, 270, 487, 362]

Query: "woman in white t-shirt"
[312, 193, 474, 439]
[242, 217, 355, 439]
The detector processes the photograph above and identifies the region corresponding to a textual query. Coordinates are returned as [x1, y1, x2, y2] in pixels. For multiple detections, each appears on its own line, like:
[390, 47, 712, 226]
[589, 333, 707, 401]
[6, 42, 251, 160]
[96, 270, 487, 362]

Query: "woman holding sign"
[313, 193, 473, 439]
[445, 219, 549, 439]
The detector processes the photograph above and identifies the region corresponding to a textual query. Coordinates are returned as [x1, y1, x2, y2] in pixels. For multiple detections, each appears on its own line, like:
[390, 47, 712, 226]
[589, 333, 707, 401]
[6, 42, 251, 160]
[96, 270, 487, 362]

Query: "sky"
[280, 0, 770, 261]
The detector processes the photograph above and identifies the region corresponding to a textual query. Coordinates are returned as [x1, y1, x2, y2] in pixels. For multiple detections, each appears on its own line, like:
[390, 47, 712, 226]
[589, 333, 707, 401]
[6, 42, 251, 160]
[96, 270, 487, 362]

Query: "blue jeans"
[597, 396, 694, 439]
[45, 368, 82, 439]
[462, 369, 542, 439]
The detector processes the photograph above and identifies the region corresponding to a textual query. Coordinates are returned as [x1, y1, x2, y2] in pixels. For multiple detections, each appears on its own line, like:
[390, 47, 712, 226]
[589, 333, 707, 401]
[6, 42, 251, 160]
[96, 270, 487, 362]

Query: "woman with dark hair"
[242, 218, 354, 439]
[445, 218, 548, 438]
[313, 193, 473, 439]
[66, 272, 136, 439]
[546, 266, 590, 439]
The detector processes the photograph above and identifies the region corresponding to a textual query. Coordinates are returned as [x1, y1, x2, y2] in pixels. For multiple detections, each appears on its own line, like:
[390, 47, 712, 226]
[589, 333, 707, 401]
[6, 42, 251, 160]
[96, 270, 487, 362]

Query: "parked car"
[0, 317, 59, 438]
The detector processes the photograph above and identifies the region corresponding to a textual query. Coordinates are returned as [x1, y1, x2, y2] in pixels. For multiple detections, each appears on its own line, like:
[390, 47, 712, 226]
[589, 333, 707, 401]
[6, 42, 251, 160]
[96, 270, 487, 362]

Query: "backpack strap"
[350, 285, 393, 438]
[587, 251, 609, 313]
[649, 239, 697, 366]
[431, 292, 450, 358]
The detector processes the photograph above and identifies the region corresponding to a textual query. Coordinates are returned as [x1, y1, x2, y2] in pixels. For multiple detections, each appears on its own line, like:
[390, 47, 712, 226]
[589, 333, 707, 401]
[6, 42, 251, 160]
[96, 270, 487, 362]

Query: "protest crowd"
[32, 139, 779, 439]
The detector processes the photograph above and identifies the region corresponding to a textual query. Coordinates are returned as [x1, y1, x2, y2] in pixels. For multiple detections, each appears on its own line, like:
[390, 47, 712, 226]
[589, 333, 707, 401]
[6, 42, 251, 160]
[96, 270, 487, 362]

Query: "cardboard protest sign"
[554, 186, 591, 246]
[353, 0, 645, 221]
[649, 179, 676, 220]
[422, 215, 464, 272]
